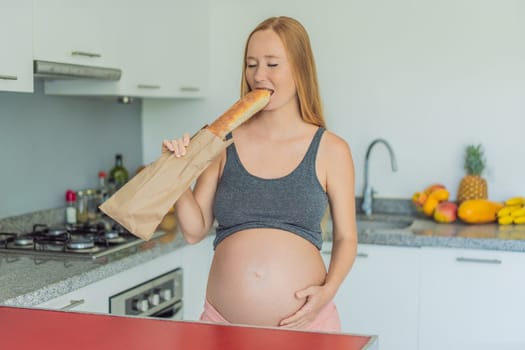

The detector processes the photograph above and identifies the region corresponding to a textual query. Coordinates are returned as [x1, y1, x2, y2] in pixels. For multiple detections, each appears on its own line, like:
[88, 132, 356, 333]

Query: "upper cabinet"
[0, 0, 33, 93]
[42, 0, 209, 98]
[106, 0, 208, 98]
[33, 0, 119, 69]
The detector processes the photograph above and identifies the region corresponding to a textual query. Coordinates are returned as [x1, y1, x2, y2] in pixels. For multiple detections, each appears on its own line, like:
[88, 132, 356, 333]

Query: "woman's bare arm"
[162, 135, 224, 244]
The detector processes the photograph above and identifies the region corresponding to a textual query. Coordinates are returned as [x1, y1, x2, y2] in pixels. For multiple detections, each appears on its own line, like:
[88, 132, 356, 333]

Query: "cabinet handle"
[137, 84, 161, 89]
[0, 74, 18, 81]
[59, 299, 85, 310]
[71, 51, 101, 58]
[321, 250, 368, 258]
[456, 257, 502, 265]
[180, 86, 200, 92]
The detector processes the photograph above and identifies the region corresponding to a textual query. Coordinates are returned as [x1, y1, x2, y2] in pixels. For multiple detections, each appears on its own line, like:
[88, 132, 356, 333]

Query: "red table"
[0, 306, 376, 350]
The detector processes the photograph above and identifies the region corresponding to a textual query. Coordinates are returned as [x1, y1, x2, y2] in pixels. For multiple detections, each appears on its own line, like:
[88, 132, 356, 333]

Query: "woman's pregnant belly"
[206, 228, 327, 327]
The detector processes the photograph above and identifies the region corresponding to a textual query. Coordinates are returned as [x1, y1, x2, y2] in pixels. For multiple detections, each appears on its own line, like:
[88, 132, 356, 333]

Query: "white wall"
[142, 0, 525, 201]
[0, 81, 142, 219]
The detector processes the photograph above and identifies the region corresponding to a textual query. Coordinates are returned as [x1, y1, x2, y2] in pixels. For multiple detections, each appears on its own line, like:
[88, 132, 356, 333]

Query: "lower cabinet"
[35, 280, 110, 313]
[36, 236, 214, 321]
[418, 247, 525, 350]
[322, 243, 420, 350]
[326, 243, 525, 350]
[180, 236, 214, 320]
[36, 247, 185, 313]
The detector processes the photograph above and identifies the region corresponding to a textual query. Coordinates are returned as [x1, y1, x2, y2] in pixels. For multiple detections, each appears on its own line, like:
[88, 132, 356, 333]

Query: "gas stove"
[0, 221, 164, 261]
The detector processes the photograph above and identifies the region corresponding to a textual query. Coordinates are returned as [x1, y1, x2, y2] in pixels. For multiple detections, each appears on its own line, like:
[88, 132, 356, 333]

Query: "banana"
[498, 216, 514, 225]
[511, 208, 525, 218]
[513, 216, 525, 224]
[505, 196, 525, 206]
[497, 206, 520, 217]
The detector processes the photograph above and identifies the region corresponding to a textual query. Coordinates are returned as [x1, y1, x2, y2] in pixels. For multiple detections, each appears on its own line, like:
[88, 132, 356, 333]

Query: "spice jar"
[86, 189, 98, 222]
[65, 190, 77, 225]
[76, 190, 88, 224]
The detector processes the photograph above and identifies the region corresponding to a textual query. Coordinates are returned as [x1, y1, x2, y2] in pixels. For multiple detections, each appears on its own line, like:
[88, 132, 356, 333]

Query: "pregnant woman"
[163, 16, 357, 332]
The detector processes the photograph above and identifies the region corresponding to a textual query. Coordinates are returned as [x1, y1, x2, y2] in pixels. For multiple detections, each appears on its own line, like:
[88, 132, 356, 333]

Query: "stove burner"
[67, 238, 95, 250]
[67, 245, 102, 254]
[35, 239, 65, 252]
[46, 227, 68, 236]
[14, 235, 34, 247]
[33, 224, 68, 238]
[70, 223, 104, 234]
[104, 231, 119, 240]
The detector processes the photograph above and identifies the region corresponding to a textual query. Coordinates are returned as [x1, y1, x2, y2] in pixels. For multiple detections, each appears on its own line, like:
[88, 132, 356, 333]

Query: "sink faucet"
[361, 138, 398, 216]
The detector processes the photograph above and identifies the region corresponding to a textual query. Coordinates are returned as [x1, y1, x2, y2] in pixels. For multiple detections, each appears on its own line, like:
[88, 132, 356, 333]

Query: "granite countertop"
[2, 206, 525, 308]
[352, 213, 525, 252]
[0, 231, 189, 307]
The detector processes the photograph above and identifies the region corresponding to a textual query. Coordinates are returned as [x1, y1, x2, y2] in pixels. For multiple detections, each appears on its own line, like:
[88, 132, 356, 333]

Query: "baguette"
[207, 89, 271, 139]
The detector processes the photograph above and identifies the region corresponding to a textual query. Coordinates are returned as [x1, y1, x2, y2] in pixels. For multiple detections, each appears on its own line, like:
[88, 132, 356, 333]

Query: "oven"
[109, 268, 183, 320]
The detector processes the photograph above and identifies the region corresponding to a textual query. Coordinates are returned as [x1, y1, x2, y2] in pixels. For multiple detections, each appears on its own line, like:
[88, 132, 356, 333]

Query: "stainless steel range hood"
[34, 60, 122, 81]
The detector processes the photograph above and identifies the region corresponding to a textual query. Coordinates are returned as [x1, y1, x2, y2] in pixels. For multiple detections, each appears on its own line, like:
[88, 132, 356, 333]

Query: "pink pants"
[199, 299, 342, 333]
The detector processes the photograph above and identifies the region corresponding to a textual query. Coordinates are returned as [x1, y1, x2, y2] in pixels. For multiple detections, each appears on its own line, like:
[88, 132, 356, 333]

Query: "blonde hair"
[240, 16, 326, 128]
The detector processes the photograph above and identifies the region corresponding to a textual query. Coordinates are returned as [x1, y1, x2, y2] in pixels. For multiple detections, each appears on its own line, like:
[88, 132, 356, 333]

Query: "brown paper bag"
[99, 129, 233, 240]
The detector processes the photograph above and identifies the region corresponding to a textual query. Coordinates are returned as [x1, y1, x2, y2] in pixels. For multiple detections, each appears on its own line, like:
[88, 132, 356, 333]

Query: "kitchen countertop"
[0, 231, 188, 307]
[2, 213, 525, 307]
[0, 306, 378, 350]
[353, 213, 525, 252]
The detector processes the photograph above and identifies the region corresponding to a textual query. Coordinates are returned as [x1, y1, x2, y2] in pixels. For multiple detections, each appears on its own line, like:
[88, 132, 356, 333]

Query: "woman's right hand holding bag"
[162, 132, 190, 157]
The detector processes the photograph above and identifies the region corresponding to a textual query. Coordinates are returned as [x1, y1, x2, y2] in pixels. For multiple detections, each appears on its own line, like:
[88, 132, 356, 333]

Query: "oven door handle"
[149, 299, 183, 319]
[172, 300, 183, 315]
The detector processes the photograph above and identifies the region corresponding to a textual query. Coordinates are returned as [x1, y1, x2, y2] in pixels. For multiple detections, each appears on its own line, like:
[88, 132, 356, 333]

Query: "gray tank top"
[212, 127, 328, 250]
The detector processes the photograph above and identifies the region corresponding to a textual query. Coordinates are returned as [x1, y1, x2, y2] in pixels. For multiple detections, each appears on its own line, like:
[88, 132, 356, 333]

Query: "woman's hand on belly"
[278, 284, 334, 329]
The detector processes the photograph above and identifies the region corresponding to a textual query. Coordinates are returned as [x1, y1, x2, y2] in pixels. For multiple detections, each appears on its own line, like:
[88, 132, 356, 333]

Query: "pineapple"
[456, 144, 488, 204]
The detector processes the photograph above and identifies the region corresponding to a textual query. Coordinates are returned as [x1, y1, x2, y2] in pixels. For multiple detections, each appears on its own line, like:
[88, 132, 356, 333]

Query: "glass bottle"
[109, 154, 129, 191]
[86, 189, 97, 222]
[97, 171, 109, 205]
[76, 190, 88, 224]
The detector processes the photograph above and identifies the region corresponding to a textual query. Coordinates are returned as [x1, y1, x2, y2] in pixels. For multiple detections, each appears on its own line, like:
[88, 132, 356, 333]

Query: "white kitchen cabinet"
[419, 247, 525, 350]
[162, 0, 209, 98]
[322, 243, 420, 350]
[181, 235, 214, 320]
[33, 0, 119, 68]
[43, 0, 209, 98]
[35, 279, 112, 313]
[0, 0, 33, 93]
[36, 248, 185, 314]
[107, 0, 208, 98]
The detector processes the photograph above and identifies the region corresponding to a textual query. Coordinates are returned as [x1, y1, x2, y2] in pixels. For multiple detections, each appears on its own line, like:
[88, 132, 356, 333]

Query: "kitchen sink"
[356, 214, 414, 233]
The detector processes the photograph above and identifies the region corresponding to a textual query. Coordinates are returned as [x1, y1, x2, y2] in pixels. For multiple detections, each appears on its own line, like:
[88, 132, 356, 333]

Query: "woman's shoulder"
[317, 129, 354, 171]
[319, 129, 352, 157]
[318, 130, 354, 183]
